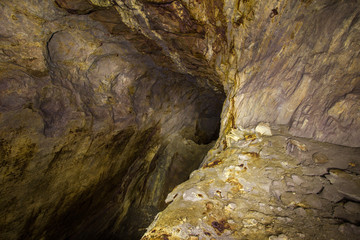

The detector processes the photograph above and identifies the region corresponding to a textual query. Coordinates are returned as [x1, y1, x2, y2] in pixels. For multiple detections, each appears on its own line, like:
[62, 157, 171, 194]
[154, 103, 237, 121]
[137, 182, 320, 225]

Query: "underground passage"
[0, 0, 360, 239]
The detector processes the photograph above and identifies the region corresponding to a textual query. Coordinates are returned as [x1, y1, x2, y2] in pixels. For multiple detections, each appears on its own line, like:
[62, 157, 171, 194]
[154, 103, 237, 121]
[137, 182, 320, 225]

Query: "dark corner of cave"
[1, 0, 360, 240]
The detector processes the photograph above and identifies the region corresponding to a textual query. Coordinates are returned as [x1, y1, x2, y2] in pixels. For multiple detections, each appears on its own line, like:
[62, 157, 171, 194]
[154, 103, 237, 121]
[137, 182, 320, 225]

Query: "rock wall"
[1, 0, 359, 239]
[136, 0, 360, 239]
[0, 1, 224, 239]
[83, 0, 359, 147]
[218, 0, 360, 147]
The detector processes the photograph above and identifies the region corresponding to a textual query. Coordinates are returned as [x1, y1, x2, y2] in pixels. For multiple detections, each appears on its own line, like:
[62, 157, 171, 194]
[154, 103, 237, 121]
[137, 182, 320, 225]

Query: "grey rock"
[294, 207, 307, 217]
[302, 194, 328, 210]
[344, 201, 360, 215]
[334, 202, 360, 224]
[325, 170, 360, 202]
[338, 223, 360, 237]
[299, 177, 323, 194]
[319, 184, 344, 203]
[280, 192, 300, 207]
[291, 175, 305, 185]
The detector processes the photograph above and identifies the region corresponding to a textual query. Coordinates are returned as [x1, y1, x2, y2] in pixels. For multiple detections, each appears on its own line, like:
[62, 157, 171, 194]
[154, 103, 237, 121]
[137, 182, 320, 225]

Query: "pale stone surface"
[142, 127, 360, 239]
[255, 122, 272, 136]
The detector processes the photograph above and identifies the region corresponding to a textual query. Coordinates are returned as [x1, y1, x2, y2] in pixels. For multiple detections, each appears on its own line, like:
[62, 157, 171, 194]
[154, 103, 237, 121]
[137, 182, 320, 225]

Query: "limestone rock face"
[217, 0, 360, 147]
[86, 0, 360, 146]
[0, 1, 224, 239]
[1, 0, 360, 239]
[142, 127, 360, 240]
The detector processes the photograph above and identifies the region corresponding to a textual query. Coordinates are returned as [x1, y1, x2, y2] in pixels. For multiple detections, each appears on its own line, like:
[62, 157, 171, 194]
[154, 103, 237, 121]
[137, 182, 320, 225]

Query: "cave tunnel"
[1, 1, 226, 239]
[1, 0, 360, 240]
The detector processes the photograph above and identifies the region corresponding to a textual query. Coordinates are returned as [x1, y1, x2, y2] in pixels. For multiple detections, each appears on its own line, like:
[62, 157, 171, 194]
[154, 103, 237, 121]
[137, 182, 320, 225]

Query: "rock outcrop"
[143, 126, 360, 239]
[66, 0, 360, 147]
[0, 0, 359, 239]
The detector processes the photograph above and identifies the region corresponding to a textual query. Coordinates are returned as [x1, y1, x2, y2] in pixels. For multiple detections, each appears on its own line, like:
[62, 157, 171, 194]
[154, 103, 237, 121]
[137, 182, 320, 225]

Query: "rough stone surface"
[1, 0, 360, 239]
[0, 1, 224, 239]
[81, 0, 360, 147]
[217, 0, 360, 147]
[142, 128, 360, 240]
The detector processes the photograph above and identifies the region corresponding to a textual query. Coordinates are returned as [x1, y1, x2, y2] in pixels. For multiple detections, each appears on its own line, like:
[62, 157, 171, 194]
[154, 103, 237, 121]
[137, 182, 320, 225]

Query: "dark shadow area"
[0, 2, 226, 240]
[32, 72, 225, 240]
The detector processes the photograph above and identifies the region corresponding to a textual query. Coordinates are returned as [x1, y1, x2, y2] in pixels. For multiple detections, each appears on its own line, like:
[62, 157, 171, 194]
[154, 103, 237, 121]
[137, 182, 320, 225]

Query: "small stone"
[296, 233, 306, 238]
[270, 180, 287, 199]
[280, 192, 300, 206]
[286, 177, 295, 187]
[269, 234, 288, 240]
[312, 152, 329, 164]
[302, 165, 329, 176]
[277, 217, 292, 223]
[255, 122, 272, 136]
[300, 177, 324, 194]
[228, 219, 235, 224]
[303, 194, 323, 209]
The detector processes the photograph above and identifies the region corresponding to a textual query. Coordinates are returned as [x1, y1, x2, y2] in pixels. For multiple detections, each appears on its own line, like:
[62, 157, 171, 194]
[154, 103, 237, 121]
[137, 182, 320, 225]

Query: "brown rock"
[55, 0, 94, 14]
[312, 152, 329, 164]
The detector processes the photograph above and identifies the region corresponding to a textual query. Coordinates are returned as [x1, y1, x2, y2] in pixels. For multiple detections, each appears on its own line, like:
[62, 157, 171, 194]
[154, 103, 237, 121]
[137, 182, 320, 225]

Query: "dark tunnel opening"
[0, 1, 228, 239]
[35, 70, 226, 240]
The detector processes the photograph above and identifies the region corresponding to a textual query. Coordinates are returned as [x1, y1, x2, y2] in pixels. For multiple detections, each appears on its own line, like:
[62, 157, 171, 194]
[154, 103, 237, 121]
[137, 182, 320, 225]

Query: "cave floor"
[142, 126, 360, 240]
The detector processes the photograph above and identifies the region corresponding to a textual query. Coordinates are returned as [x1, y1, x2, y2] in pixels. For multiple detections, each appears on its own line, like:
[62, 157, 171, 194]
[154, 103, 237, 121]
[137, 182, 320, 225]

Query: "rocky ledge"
[142, 125, 360, 240]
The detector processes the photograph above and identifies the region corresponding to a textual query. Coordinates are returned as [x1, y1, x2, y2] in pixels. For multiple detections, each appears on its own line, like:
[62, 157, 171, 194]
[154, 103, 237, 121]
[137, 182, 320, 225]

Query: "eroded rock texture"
[143, 126, 360, 240]
[76, 0, 360, 147]
[218, 0, 360, 147]
[0, 1, 224, 239]
[128, 0, 359, 239]
[0, 0, 359, 239]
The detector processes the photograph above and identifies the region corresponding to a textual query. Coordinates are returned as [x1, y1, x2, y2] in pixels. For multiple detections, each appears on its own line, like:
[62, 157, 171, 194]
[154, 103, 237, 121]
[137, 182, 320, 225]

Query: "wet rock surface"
[142, 126, 360, 240]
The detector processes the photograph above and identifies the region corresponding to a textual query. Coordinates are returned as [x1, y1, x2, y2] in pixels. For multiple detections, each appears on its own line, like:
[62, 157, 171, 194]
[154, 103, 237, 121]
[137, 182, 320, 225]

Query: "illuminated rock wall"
[0, 0, 359, 239]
